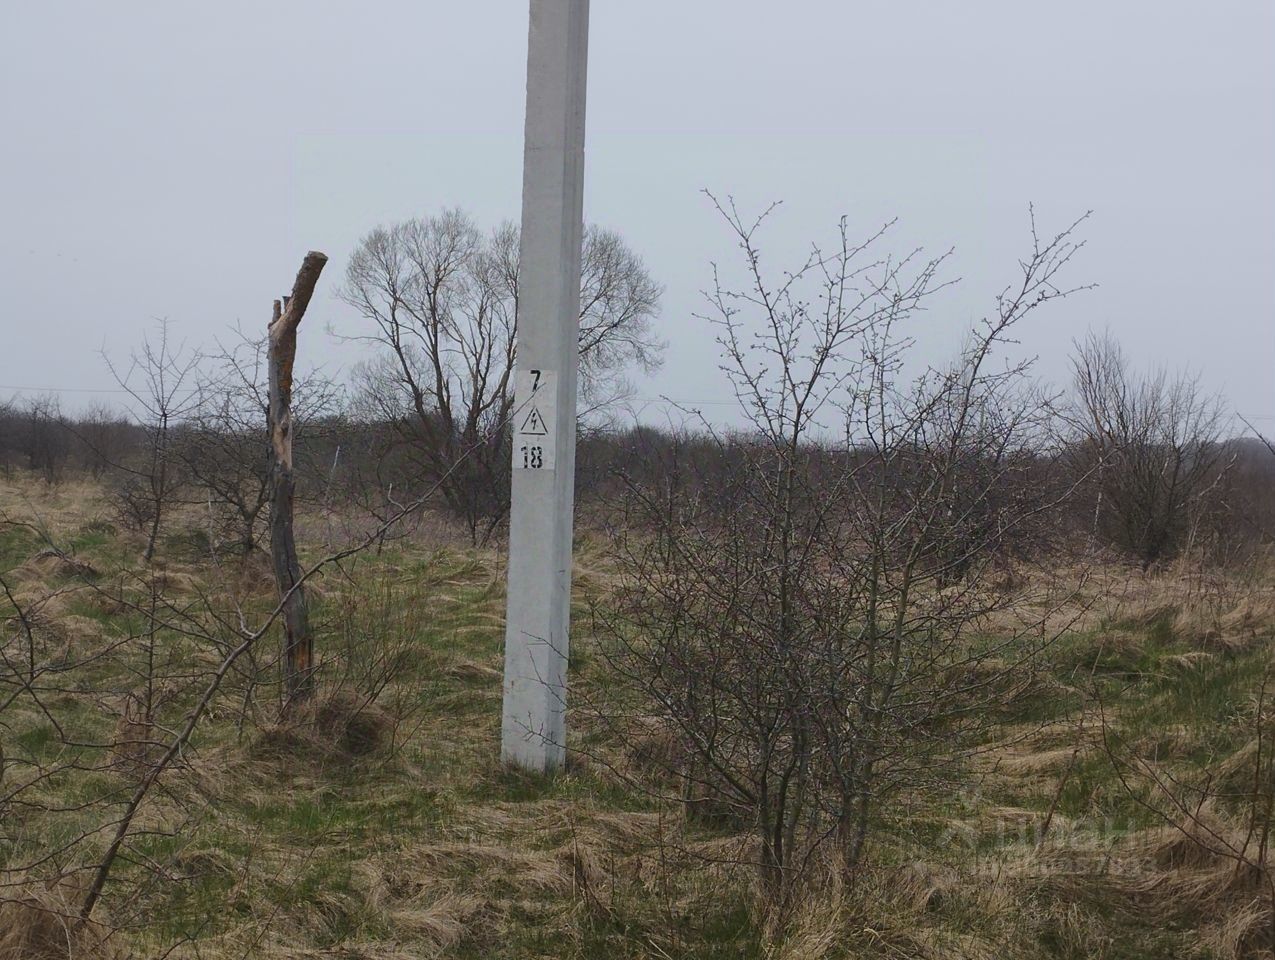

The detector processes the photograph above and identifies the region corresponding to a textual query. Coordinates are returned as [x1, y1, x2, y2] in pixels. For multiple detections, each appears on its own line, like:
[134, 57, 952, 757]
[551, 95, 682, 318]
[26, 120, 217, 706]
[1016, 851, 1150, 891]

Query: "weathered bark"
[268, 251, 327, 709]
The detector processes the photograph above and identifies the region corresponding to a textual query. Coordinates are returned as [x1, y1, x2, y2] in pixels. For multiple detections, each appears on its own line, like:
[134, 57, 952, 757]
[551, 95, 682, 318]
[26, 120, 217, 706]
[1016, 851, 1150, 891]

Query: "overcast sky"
[2, 1, 1272, 427]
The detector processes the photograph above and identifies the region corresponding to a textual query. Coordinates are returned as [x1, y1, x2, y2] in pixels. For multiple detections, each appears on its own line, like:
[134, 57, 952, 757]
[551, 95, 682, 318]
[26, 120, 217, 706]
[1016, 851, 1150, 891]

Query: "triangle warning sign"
[520, 406, 549, 436]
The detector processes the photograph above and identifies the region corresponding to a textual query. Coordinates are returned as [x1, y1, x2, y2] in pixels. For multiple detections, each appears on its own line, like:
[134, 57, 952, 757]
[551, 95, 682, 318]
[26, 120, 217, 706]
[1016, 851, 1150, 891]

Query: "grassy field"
[3, 474, 1275, 959]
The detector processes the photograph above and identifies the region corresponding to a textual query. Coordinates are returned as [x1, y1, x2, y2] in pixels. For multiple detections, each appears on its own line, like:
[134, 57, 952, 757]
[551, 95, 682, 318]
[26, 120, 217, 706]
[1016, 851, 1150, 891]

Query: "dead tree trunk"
[268, 251, 327, 709]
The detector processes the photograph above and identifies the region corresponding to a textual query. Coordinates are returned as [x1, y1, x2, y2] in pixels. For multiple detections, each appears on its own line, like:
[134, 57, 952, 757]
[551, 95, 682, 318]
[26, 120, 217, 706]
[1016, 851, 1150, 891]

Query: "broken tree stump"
[268, 250, 327, 709]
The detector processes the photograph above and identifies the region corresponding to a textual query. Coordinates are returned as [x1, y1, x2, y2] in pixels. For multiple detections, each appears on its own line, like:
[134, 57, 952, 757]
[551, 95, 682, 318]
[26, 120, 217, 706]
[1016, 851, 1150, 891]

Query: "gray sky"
[3, 1, 1272, 426]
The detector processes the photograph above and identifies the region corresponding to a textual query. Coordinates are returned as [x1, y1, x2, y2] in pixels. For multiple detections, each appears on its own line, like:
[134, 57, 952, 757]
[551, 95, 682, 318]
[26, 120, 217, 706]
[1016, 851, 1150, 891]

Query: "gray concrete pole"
[501, 0, 589, 772]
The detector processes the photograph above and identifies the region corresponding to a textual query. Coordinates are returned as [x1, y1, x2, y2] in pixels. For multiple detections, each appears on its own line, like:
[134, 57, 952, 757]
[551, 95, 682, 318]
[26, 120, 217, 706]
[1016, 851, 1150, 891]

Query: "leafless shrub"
[176, 330, 342, 559]
[15, 396, 71, 486]
[1067, 330, 1233, 568]
[70, 404, 133, 481]
[101, 320, 202, 562]
[242, 569, 430, 758]
[592, 198, 1090, 913]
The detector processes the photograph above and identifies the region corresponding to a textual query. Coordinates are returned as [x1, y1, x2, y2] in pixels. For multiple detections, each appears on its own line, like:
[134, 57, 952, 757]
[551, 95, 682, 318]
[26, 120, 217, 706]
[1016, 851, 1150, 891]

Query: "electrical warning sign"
[513, 368, 556, 471]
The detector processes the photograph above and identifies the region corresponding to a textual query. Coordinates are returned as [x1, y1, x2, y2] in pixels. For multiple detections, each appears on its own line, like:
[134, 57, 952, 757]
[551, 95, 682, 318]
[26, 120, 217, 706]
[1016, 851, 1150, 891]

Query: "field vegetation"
[3, 206, 1274, 958]
[3, 475, 1275, 959]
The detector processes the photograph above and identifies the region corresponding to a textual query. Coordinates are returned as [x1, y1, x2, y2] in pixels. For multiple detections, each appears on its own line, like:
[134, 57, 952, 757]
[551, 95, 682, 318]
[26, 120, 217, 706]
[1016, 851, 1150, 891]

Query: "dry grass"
[1096, 555, 1275, 652]
[250, 691, 396, 765]
[7, 471, 1275, 958]
[0, 880, 115, 960]
[0, 476, 111, 539]
[1118, 810, 1275, 959]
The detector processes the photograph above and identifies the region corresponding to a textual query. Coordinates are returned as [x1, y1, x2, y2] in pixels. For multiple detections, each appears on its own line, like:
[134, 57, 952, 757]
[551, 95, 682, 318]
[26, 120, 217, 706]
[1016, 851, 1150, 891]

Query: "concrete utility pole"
[501, 0, 590, 772]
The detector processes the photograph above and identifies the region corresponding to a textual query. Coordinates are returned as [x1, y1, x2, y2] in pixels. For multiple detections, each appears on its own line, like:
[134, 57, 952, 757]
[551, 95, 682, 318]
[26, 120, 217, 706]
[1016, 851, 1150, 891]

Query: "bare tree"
[103, 321, 202, 563]
[176, 330, 342, 558]
[0, 396, 16, 475]
[1068, 331, 1232, 567]
[339, 208, 662, 542]
[16, 395, 69, 485]
[72, 402, 133, 479]
[594, 200, 1089, 911]
[577, 225, 666, 407]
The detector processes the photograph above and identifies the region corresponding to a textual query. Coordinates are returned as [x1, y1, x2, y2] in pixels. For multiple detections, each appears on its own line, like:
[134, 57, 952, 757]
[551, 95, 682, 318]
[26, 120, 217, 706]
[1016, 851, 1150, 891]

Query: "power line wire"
[5, 383, 1273, 422]
[0, 383, 132, 394]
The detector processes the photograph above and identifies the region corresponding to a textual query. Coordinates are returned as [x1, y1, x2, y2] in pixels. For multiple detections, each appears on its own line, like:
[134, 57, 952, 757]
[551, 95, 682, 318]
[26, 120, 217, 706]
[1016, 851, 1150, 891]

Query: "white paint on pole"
[501, 0, 589, 772]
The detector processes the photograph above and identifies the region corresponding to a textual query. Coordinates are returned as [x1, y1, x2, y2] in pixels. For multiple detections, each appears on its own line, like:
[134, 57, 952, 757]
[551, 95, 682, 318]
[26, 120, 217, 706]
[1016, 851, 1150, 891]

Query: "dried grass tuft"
[405, 842, 572, 896]
[442, 658, 502, 682]
[23, 549, 98, 582]
[1116, 808, 1275, 959]
[250, 692, 395, 766]
[765, 887, 846, 960]
[0, 882, 115, 960]
[882, 860, 960, 915]
[387, 891, 485, 953]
